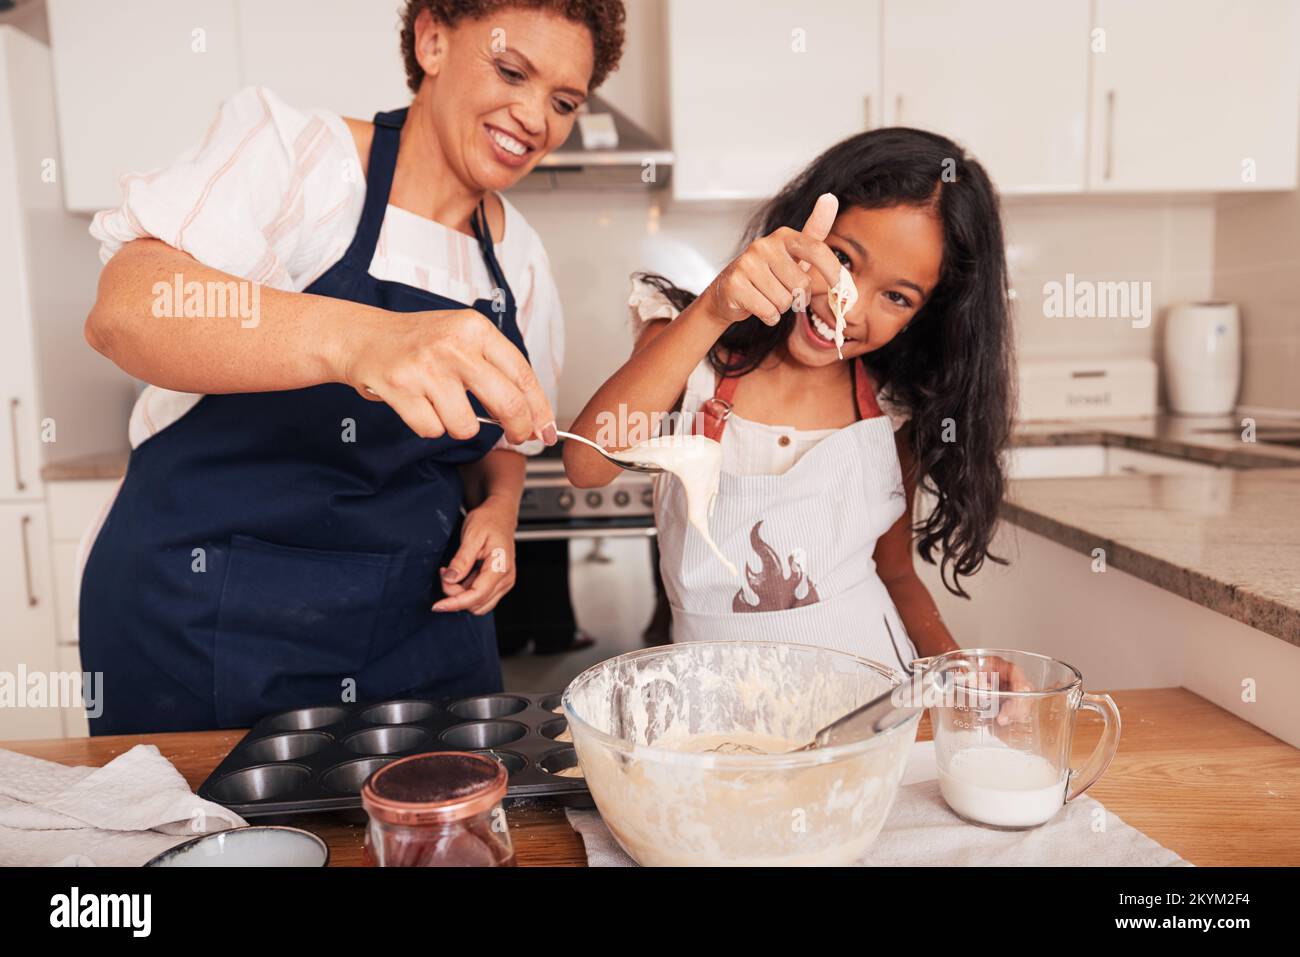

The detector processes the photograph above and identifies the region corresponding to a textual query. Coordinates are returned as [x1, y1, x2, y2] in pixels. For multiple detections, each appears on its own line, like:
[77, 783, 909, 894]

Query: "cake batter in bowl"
[562, 641, 919, 866]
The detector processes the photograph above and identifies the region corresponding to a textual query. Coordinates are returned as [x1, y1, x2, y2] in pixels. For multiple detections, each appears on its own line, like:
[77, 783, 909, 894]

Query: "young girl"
[564, 128, 1013, 672]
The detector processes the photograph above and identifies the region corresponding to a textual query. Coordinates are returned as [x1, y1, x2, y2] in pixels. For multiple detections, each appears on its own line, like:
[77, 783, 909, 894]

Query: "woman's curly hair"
[400, 0, 626, 93]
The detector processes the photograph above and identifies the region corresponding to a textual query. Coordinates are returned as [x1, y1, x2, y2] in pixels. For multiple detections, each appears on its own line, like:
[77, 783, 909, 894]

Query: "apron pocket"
[366, 551, 495, 691]
[213, 535, 393, 728]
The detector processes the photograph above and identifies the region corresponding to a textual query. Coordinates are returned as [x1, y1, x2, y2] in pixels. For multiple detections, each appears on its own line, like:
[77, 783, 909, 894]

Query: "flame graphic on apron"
[732, 521, 821, 613]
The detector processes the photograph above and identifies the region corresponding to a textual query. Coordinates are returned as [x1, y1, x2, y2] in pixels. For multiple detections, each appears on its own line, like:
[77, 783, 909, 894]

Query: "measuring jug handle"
[1066, 692, 1122, 803]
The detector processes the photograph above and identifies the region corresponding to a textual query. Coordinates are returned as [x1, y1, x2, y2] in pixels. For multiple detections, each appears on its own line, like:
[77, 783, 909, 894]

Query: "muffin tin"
[197, 692, 588, 818]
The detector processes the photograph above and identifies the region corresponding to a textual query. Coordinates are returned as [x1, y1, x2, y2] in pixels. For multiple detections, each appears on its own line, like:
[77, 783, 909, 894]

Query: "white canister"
[1164, 301, 1240, 416]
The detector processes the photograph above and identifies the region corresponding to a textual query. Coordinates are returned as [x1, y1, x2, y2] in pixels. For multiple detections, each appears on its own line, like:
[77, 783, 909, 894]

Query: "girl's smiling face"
[788, 204, 945, 369]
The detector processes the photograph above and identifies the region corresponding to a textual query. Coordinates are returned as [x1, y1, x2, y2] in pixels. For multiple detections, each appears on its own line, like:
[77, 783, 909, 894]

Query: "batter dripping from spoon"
[608, 434, 737, 577]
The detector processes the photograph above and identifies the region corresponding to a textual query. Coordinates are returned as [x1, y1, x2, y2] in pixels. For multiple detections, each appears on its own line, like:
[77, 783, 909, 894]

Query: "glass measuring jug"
[914, 648, 1121, 829]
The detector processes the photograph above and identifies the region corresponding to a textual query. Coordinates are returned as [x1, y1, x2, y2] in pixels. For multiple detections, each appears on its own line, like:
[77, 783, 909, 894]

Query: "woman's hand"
[703, 192, 844, 326]
[432, 495, 518, 615]
[340, 307, 556, 447]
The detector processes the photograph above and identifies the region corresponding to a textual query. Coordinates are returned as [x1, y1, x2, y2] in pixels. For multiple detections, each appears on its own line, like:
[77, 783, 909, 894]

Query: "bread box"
[1017, 358, 1157, 421]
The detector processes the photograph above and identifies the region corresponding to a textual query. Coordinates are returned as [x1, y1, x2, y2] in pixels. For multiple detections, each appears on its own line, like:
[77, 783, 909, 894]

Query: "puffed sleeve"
[89, 86, 362, 292]
[493, 228, 564, 456]
[876, 388, 912, 433]
[626, 273, 681, 334]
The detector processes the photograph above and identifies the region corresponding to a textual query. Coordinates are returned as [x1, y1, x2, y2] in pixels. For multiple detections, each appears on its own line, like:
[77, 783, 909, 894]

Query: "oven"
[516, 446, 657, 542]
[495, 446, 666, 656]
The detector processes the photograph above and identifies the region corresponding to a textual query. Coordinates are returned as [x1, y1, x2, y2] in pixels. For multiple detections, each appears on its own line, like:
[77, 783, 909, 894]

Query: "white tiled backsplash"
[509, 190, 1216, 424]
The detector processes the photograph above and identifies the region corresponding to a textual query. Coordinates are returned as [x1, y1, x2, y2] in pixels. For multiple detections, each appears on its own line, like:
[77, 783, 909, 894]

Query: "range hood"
[518, 95, 673, 191]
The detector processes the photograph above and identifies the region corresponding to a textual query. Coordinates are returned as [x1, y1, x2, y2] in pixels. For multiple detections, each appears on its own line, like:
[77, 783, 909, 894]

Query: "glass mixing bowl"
[562, 641, 918, 866]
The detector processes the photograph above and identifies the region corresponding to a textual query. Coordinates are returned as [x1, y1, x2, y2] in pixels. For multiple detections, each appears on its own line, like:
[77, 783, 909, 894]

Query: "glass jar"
[360, 752, 514, 866]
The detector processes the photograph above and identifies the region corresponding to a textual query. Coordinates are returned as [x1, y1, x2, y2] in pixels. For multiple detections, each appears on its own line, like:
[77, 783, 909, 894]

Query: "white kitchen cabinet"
[1105, 447, 1220, 476]
[918, 520, 1300, 749]
[58, 644, 89, 738]
[46, 479, 120, 544]
[51, 540, 81, 646]
[1008, 443, 1225, 479]
[48, 0, 410, 213]
[47, 0, 242, 212]
[235, 0, 410, 119]
[0, 502, 63, 740]
[0, 28, 124, 740]
[882, 0, 1090, 194]
[668, 0, 882, 201]
[46, 478, 120, 648]
[0, 325, 44, 507]
[1089, 0, 1300, 192]
[1006, 445, 1107, 479]
[0, 34, 48, 502]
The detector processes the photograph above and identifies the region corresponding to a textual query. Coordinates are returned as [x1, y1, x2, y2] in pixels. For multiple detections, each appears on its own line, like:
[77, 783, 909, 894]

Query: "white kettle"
[1164, 301, 1240, 416]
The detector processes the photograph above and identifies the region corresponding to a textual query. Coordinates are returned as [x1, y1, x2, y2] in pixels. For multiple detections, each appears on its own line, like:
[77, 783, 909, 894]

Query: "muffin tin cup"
[198, 692, 589, 818]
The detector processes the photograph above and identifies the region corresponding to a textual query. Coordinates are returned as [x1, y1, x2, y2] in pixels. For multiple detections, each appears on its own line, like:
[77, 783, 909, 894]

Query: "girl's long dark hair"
[638, 128, 1014, 597]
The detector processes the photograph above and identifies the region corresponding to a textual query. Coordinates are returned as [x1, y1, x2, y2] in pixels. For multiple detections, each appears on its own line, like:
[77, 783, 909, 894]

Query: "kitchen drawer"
[46, 479, 119, 542]
[1106, 447, 1221, 476]
[57, 643, 89, 738]
[1006, 445, 1107, 479]
[0, 502, 61, 739]
[51, 540, 80, 646]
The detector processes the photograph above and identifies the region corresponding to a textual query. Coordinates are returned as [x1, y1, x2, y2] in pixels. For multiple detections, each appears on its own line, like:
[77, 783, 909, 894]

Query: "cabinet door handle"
[20, 513, 38, 607]
[1104, 90, 1116, 180]
[9, 397, 26, 492]
[894, 93, 903, 124]
[864, 94, 873, 130]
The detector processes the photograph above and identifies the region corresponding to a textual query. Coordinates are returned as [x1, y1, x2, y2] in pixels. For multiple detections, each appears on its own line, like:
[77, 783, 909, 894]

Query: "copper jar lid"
[361, 752, 507, 826]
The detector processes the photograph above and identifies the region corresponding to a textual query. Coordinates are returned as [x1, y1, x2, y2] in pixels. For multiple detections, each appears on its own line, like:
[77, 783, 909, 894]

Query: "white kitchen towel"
[565, 741, 1189, 867]
[0, 744, 245, 866]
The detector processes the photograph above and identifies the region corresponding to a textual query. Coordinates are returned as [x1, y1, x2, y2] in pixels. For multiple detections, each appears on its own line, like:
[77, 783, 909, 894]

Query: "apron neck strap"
[698, 357, 882, 442]
[342, 109, 407, 264]
[469, 199, 512, 309]
[347, 109, 511, 312]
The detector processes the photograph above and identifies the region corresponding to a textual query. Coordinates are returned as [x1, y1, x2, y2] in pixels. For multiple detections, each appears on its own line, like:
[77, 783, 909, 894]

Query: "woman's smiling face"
[787, 204, 945, 369]
[413, 8, 595, 191]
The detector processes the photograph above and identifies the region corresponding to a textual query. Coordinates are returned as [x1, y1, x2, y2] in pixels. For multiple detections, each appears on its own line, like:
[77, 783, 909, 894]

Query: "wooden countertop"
[4, 688, 1298, 866]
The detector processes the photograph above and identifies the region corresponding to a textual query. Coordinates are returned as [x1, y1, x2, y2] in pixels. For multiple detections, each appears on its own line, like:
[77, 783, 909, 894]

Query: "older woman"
[80, 0, 625, 734]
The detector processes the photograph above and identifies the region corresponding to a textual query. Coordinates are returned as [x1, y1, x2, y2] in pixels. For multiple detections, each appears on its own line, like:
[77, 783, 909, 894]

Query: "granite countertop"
[1005, 469, 1300, 645]
[39, 415, 1300, 643]
[41, 450, 130, 481]
[1002, 414, 1300, 644]
[1013, 413, 1300, 468]
[47, 414, 1299, 479]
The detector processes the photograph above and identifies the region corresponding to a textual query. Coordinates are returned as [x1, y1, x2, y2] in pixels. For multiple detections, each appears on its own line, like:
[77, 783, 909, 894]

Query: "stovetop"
[522, 446, 655, 522]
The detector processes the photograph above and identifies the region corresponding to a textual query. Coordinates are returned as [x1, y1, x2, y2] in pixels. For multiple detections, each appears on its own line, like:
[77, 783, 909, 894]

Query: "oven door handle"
[514, 526, 657, 542]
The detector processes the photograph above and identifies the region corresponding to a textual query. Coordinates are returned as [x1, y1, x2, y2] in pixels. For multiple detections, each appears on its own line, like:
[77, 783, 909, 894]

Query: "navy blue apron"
[79, 108, 525, 735]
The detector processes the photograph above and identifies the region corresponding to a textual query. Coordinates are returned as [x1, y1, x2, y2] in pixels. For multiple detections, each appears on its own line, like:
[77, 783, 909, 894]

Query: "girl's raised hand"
[703, 193, 844, 326]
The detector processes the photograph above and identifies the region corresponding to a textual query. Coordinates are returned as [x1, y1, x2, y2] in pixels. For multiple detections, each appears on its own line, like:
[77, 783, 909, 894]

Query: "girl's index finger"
[801, 193, 839, 242]
[784, 233, 843, 288]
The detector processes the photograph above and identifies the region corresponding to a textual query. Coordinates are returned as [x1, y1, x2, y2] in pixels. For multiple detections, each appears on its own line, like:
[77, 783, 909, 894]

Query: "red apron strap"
[698, 373, 740, 441]
[697, 358, 882, 441]
[854, 359, 884, 420]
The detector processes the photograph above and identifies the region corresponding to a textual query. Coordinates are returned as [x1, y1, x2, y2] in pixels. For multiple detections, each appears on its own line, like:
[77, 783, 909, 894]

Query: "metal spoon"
[705, 680, 927, 755]
[706, 634, 968, 755]
[474, 417, 664, 473]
